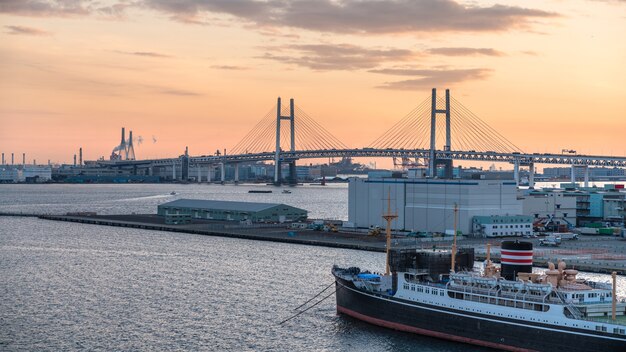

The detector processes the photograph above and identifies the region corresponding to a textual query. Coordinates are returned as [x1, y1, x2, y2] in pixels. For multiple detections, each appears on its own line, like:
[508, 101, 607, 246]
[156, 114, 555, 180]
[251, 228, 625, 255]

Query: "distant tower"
[22, 153, 25, 166]
[11, 153, 14, 165]
[79, 147, 83, 166]
[73, 154, 76, 166]
[1, 153, 4, 165]
[120, 127, 127, 160]
[126, 130, 136, 160]
[181, 146, 190, 181]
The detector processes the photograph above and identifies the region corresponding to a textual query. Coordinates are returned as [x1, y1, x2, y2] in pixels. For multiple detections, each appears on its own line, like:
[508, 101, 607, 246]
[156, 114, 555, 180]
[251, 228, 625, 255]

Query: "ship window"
[425, 288, 430, 294]
[411, 286, 415, 291]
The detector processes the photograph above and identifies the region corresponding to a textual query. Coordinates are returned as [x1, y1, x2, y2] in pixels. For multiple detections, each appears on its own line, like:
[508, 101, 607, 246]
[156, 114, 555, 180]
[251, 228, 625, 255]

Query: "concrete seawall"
[37, 214, 388, 253]
[4, 213, 624, 275]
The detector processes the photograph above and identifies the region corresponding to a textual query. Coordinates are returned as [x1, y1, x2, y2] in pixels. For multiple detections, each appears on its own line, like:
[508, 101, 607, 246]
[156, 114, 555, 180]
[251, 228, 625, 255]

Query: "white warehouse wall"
[349, 177, 522, 234]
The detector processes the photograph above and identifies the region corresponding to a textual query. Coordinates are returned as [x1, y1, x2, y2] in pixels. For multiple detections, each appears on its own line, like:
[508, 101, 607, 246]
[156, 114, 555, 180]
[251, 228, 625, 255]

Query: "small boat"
[248, 190, 272, 193]
[282, 190, 292, 194]
[170, 191, 176, 195]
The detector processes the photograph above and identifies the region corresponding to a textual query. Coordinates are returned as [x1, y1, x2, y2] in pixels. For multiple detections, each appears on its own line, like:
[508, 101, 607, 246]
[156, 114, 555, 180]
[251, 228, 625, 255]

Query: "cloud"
[211, 65, 248, 70]
[0, 0, 91, 17]
[4, 25, 51, 36]
[427, 47, 504, 56]
[159, 89, 201, 96]
[141, 0, 558, 34]
[371, 68, 492, 90]
[1, 1, 557, 35]
[260, 43, 418, 70]
[115, 50, 172, 58]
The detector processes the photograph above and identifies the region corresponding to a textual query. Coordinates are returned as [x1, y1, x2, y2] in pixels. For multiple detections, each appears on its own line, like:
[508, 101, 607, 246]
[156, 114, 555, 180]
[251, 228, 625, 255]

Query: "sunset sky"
[1, 0, 625, 166]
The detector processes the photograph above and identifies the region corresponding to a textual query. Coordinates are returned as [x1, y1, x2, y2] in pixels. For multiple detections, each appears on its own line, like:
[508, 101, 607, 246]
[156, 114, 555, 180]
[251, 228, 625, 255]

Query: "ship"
[332, 202, 626, 351]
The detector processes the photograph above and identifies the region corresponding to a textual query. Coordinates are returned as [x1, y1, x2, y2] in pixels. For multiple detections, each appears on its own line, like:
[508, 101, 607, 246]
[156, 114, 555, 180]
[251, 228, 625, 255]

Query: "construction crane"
[392, 157, 423, 169]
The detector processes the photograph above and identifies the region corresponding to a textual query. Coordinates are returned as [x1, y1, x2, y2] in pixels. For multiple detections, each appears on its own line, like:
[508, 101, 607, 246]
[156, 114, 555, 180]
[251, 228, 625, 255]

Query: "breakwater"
[37, 214, 388, 252]
[4, 212, 624, 274]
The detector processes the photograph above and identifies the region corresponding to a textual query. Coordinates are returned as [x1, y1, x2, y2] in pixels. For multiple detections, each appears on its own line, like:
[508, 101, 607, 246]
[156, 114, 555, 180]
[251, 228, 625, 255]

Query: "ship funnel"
[501, 241, 533, 281]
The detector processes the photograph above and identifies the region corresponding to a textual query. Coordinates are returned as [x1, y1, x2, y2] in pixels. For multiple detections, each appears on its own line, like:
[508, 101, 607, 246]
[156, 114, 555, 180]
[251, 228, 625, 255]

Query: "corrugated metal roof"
[158, 199, 303, 213]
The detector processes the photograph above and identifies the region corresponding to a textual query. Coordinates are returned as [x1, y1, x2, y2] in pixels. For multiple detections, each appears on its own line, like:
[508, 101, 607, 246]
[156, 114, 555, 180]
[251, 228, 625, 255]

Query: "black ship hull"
[334, 276, 625, 352]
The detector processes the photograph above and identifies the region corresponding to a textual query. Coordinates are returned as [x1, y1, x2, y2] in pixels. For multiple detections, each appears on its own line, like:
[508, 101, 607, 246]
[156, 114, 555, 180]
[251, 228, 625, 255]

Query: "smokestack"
[48, 159, 50, 166]
[22, 153, 25, 165]
[1, 153, 4, 165]
[79, 147, 83, 166]
[33, 159, 36, 165]
[185, 146, 188, 156]
[11, 153, 14, 165]
[73, 154, 76, 166]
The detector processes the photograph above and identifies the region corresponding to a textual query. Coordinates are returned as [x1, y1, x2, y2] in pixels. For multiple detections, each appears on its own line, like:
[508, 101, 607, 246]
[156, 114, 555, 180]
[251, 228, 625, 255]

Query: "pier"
[7, 213, 623, 274]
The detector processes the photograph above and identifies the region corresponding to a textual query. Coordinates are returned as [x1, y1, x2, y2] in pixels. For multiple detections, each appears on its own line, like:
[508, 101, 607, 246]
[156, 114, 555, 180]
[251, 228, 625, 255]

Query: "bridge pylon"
[429, 88, 452, 178]
[275, 97, 296, 185]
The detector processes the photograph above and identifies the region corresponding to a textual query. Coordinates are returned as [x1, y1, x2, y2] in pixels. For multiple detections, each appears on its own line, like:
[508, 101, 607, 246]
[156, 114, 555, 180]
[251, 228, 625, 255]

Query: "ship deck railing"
[446, 283, 553, 304]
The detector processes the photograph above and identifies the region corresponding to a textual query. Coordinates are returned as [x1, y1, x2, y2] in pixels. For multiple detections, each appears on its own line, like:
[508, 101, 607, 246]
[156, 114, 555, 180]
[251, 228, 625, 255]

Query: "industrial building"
[0, 165, 51, 183]
[519, 190, 577, 227]
[157, 199, 307, 223]
[348, 172, 522, 235]
[543, 167, 625, 179]
[520, 184, 625, 227]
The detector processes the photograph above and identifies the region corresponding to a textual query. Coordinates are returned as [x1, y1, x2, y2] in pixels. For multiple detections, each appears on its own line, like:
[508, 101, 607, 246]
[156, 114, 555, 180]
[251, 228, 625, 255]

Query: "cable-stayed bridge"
[101, 89, 626, 186]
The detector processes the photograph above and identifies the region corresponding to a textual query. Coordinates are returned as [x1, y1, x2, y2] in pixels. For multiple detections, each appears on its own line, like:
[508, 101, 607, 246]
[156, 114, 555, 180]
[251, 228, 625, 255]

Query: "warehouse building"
[348, 172, 522, 235]
[157, 199, 307, 223]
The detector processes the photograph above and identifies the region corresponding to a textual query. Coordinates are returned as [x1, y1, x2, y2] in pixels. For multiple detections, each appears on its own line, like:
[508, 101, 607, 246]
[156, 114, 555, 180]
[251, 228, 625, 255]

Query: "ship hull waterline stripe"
[337, 305, 537, 352]
[335, 280, 626, 342]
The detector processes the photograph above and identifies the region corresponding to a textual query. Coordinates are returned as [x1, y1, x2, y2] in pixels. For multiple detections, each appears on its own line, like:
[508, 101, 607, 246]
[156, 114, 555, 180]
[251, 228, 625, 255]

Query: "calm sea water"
[0, 184, 623, 351]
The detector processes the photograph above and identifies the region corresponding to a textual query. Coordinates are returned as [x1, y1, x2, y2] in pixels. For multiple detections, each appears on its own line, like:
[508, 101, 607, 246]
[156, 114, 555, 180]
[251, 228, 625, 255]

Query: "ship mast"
[613, 271, 617, 321]
[383, 187, 398, 276]
[451, 203, 458, 273]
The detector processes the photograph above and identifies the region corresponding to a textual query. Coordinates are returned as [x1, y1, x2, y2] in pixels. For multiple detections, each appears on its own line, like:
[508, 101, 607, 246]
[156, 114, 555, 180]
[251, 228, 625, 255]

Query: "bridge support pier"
[197, 166, 201, 183]
[288, 161, 297, 185]
[528, 163, 535, 189]
[584, 166, 589, 188]
[172, 162, 176, 181]
[207, 165, 212, 183]
[571, 164, 576, 184]
[148, 166, 153, 176]
[220, 163, 225, 184]
[428, 88, 451, 178]
[513, 161, 520, 187]
[234, 163, 239, 184]
[274, 97, 295, 185]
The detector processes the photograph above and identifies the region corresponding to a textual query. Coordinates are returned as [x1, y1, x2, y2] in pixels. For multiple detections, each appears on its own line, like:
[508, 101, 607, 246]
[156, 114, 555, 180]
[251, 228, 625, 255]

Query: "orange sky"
[1, 0, 625, 166]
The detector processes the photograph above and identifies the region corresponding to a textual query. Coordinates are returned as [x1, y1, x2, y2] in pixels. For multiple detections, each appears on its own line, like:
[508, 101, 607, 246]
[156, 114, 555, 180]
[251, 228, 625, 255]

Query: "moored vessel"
[332, 203, 626, 351]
